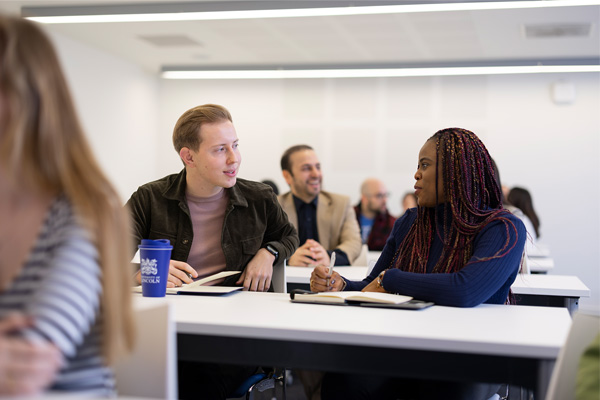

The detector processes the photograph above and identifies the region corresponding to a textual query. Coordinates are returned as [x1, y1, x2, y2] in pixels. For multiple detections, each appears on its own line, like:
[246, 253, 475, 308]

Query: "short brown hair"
[172, 104, 232, 153]
[280, 144, 313, 173]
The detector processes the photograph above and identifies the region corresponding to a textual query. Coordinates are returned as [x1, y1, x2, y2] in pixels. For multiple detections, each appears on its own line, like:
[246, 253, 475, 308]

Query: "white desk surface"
[527, 242, 551, 258]
[527, 257, 554, 272]
[511, 274, 590, 297]
[287, 266, 588, 298]
[136, 292, 571, 360]
[367, 251, 381, 263]
[287, 265, 369, 283]
[362, 249, 554, 273]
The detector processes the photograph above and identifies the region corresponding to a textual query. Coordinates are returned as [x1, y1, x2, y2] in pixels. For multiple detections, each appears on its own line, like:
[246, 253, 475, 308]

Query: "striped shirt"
[0, 197, 114, 396]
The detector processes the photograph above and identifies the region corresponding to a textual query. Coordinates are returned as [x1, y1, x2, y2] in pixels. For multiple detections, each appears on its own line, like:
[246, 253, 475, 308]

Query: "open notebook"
[133, 271, 242, 295]
[290, 290, 433, 310]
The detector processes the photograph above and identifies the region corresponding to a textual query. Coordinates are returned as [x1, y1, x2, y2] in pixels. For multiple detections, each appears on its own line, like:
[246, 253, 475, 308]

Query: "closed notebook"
[291, 291, 413, 305]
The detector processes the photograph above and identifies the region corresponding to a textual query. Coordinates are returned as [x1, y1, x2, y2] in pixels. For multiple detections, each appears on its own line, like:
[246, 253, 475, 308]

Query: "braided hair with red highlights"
[393, 128, 519, 275]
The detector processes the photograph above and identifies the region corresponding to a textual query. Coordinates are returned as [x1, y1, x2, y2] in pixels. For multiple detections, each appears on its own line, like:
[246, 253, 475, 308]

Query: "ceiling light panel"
[524, 23, 593, 38]
[138, 35, 202, 47]
[24, 1, 600, 24]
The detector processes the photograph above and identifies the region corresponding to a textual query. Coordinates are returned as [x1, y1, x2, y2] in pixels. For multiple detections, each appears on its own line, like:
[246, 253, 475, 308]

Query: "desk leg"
[564, 297, 579, 316]
[536, 360, 555, 400]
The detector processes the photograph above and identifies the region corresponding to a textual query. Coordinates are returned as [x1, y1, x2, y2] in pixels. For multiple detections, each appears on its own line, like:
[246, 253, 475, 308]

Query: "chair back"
[545, 311, 600, 400]
[520, 248, 530, 274]
[272, 259, 287, 293]
[352, 244, 368, 266]
[114, 300, 177, 399]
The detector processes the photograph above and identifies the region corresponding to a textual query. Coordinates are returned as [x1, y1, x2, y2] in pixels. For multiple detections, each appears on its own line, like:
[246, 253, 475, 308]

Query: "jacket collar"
[163, 169, 187, 202]
[162, 168, 248, 208]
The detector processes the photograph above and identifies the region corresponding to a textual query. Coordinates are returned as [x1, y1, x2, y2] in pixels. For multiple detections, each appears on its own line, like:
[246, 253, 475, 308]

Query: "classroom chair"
[228, 368, 287, 399]
[115, 301, 177, 399]
[227, 260, 289, 399]
[352, 244, 369, 266]
[545, 311, 599, 400]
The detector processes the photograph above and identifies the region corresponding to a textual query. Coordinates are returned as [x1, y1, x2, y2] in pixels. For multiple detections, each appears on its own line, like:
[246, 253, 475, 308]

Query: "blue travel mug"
[138, 239, 173, 297]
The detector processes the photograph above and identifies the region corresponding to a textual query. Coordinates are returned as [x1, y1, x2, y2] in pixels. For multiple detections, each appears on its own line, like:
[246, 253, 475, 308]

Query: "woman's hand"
[0, 315, 63, 395]
[310, 265, 344, 292]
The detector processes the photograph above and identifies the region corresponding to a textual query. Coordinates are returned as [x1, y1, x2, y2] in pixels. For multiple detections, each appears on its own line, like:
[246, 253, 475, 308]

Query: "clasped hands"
[288, 239, 330, 267]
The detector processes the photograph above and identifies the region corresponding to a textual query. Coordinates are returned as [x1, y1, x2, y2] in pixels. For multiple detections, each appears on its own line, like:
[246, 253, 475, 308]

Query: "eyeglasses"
[370, 192, 390, 200]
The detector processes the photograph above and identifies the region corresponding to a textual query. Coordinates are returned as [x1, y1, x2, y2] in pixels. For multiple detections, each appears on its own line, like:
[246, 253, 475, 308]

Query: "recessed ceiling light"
[161, 65, 600, 79]
[138, 35, 202, 47]
[24, 0, 600, 24]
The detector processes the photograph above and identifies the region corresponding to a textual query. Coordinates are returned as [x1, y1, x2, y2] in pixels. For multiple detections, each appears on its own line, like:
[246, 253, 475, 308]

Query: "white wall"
[46, 29, 160, 203]
[158, 74, 600, 311]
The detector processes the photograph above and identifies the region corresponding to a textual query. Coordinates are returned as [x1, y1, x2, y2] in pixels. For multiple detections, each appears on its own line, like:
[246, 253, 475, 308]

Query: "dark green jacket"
[126, 169, 298, 286]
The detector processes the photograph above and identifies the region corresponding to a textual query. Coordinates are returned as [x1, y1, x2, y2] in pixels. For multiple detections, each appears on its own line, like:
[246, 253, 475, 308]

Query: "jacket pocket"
[241, 236, 263, 255]
[148, 230, 177, 244]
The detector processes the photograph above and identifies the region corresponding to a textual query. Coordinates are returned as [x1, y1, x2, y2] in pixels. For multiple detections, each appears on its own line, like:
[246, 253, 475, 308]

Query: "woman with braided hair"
[311, 128, 526, 400]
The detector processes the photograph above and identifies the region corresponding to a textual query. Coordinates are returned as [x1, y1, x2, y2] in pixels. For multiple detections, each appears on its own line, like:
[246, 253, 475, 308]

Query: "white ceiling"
[1, 1, 598, 74]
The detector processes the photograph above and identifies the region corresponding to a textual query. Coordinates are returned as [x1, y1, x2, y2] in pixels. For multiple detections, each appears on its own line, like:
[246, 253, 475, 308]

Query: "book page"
[345, 292, 412, 304]
[293, 291, 412, 304]
[175, 286, 243, 295]
[133, 270, 241, 294]
[166, 271, 241, 293]
[182, 271, 241, 288]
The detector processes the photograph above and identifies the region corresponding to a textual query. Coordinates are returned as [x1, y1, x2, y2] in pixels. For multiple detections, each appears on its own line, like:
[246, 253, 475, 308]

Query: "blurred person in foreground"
[0, 15, 134, 396]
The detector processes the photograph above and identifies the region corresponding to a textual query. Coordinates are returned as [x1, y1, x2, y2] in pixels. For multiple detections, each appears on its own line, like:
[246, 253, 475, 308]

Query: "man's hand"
[135, 260, 198, 288]
[0, 314, 63, 395]
[236, 248, 274, 291]
[288, 239, 330, 267]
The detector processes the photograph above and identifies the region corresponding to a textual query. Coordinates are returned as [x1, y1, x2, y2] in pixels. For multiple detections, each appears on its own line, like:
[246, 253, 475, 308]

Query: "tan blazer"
[278, 191, 362, 264]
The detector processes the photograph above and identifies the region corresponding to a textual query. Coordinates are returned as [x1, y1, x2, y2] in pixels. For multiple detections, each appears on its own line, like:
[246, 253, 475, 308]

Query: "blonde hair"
[0, 16, 134, 364]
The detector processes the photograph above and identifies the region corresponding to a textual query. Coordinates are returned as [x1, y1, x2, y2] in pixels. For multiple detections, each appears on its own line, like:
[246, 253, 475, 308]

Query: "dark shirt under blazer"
[278, 191, 362, 265]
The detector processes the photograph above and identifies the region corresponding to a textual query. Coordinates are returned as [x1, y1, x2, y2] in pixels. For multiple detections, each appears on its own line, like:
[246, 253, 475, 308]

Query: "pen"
[326, 252, 336, 288]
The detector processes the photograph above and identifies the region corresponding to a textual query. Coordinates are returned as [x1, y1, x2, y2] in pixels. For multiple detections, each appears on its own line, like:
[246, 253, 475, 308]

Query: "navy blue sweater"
[344, 204, 526, 307]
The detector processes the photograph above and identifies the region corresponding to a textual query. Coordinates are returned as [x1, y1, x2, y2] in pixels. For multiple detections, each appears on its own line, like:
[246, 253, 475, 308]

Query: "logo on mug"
[140, 258, 158, 275]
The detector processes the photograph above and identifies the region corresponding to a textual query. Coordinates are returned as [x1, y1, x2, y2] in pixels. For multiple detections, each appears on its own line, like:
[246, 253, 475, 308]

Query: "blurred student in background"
[261, 179, 280, 195]
[354, 178, 396, 251]
[279, 145, 362, 268]
[401, 191, 417, 214]
[508, 187, 540, 240]
[0, 15, 134, 396]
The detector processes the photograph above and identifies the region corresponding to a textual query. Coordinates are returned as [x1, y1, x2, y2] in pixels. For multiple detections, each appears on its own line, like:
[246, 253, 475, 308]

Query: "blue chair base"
[228, 372, 268, 398]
